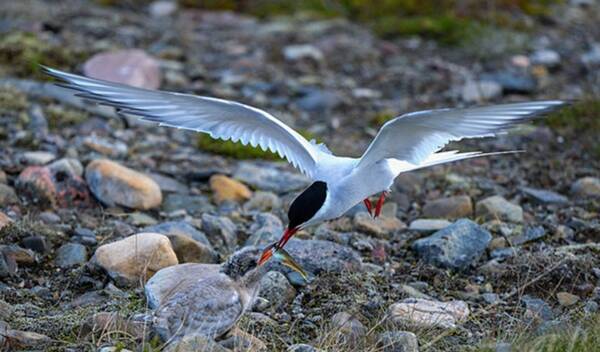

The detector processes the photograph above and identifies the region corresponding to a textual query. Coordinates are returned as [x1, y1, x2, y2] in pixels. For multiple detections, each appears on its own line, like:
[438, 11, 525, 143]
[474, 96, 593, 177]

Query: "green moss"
[0, 32, 85, 79]
[197, 134, 282, 160]
[370, 110, 397, 126]
[44, 104, 89, 129]
[0, 87, 28, 113]
[372, 15, 475, 44]
[545, 99, 600, 132]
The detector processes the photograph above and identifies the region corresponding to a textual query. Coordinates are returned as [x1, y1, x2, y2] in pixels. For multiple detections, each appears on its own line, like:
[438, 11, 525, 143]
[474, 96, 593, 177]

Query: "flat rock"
[144, 221, 210, 246]
[55, 243, 87, 268]
[508, 226, 546, 246]
[245, 213, 283, 247]
[571, 177, 600, 197]
[377, 331, 419, 352]
[389, 298, 469, 329]
[354, 212, 406, 238]
[422, 196, 472, 219]
[408, 219, 451, 233]
[162, 194, 214, 214]
[20, 151, 56, 165]
[85, 159, 162, 210]
[144, 263, 220, 309]
[556, 292, 579, 306]
[209, 174, 252, 204]
[234, 162, 310, 193]
[412, 219, 492, 270]
[481, 71, 536, 94]
[92, 233, 178, 286]
[461, 80, 502, 103]
[476, 196, 523, 222]
[83, 49, 161, 89]
[148, 173, 189, 194]
[520, 187, 568, 205]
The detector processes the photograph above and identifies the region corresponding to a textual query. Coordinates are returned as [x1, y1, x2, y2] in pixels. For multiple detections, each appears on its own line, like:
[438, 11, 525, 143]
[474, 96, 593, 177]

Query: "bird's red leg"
[374, 191, 388, 218]
[363, 198, 373, 217]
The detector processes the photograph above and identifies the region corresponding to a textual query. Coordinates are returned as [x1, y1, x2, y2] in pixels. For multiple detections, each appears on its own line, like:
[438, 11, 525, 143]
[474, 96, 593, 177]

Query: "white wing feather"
[43, 66, 322, 177]
[357, 101, 565, 168]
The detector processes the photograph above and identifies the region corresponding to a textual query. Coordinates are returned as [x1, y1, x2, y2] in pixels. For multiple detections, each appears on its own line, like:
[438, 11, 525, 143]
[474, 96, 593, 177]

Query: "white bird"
[42, 66, 566, 264]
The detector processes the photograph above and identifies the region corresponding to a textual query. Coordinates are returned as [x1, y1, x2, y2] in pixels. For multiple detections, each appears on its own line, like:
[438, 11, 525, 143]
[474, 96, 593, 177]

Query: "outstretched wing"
[43, 66, 323, 177]
[357, 101, 565, 169]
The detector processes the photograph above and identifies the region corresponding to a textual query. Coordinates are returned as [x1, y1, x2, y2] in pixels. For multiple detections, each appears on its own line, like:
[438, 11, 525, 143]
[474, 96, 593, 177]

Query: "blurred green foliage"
[546, 99, 600, 132]
[197, 134, 282, 160]
[176, 0, 563, 44]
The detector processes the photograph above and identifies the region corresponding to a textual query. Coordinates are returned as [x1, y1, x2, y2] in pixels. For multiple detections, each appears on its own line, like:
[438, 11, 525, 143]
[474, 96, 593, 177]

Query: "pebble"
[21, 236, 48, 253]
[233, 162, 311, 193]
[283, 44, 324, 62]
[330, 311, 367, 345]
[530, 49, 561, 67]
[388, 298, 469, 329]
[209, 174, 252, 204]
[422, 195, 472, 219]
[82, 135, 128, 158]
[476, 196, 523, 223]
[162, 194, 213, 214]
[20, 151, 56, 165]
[521, 295, 554, 321]
[520, 186, 568, 204]
[201, 214, 238, 253]
[408, 219, 451, 233]
[167, 234, 217, 264]
[508, 226, 546, 246]
[243, 191, 282, 212]
[85, 159, 162, 210]
[412, 219, 492, 270]
[556, 292, 579, 306]
[149, 0, 178, 17]
[461, 80, 502, 103]
[16, 162, 92, 208]
[259, 271, 296, 310]
[377, 331, 419, 352]
[148, 173, 189, 194]
[145, 263, 220, 309]
[144, 221, 211, 246]
[481, 71, 537, 94]
[55, 243, 87, 268]
[353, 212, 406, 238]
[571, 177, 600, 197]
[296, 89, 340, 112]
[72, 227, 97, 245]
[245, 213, 284, 247]
[0, 184, 18, 207]
[39, 211, 61, 224]
[0, 212, 12, 230]
[92, 233, 178, 286]
[83, 49, 161, 89]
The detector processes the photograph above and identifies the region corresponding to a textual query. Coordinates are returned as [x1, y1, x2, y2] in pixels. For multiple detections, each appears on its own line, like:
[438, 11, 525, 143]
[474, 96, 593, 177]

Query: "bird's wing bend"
[356, 101, 566, 169]
[43, 66, 322, 177]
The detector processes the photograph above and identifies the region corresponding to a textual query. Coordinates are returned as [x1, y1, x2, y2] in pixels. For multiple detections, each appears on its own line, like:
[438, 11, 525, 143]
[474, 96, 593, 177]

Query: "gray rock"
[481, 71, 536, 94]
[330, 311, 366, 345]
[296, 89, 340, 112]
[283, 44, 324, 62]
[422, 196, 472, 219]
[521, 295, 554, 321]
[378, 331, 419, 352]
[245, 213, 283, 247]
[412, 219, 492, 270]
[482, 293, 500, 304]
[21, 236, 48, 253]
[509, 226, 546, 245]
[461, 81, 502, 103]
[201, 214, 238, 253]
[476, 196, 523, 223]
[490, 248, 516, 260]
[234, 162, 310, 193]
[72, 227, 97, 245]
[167, 234, 218, 264]
[520, 187, 568, 204]
[145, 221, 211, 246]
[0, 184, 19, 206]
[530, 49, 560, 67]
[243, 191, 282, 212]
[149, 0, 178, 17]
[571, 177, 600, 197]
[259, 271, 296, 310]
[55, 243, 87, 268]
[408, 219, 451, 233]
[82, 135, 128, 158]
[162, 194, 214, 214]
[20, 151, 56, 165]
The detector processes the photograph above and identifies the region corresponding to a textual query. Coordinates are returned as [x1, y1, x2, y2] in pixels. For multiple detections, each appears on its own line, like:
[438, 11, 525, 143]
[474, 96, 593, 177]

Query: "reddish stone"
[83, 49, 161, 89]
[16, 165, 93, 209]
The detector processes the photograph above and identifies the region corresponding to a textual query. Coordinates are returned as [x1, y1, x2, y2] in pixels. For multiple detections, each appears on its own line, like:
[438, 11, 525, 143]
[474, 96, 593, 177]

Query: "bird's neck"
[240, 264, 269, 291]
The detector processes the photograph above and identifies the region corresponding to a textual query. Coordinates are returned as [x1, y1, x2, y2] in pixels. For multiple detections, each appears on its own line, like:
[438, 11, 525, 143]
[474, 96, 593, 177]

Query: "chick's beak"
[257, 244, 275, 266]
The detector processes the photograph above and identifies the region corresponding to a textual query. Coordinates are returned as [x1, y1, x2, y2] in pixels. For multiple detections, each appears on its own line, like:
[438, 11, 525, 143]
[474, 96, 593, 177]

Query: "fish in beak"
[257, 243, 308, 281]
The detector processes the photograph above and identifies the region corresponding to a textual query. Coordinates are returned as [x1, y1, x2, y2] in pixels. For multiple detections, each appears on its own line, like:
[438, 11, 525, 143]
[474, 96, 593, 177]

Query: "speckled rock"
[209, 174, 253, 204]
[259, 271, 296, 310]
[389, 298, 469, 329]
[412, 219, 491, 270]
[476, 196, 523, 222]
[144, 263, 220, 309]
[408, 219, 451, 233]
[55, 243, 87, 268]
[83, 49, 161, 89]
[245, 213, 283, 247]
[85, 159, 162, 210]
[422, 196, 472, 219]
[92, 233, 178, 286]
[571, 177, 600, 197]
[201, 213, 238, 253]
[330, 311, 367, 345]
[377, 331, 419, 352]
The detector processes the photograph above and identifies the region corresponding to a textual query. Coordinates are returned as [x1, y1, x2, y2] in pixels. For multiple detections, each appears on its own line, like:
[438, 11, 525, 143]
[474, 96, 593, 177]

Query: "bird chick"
[153, 246, 306, 345]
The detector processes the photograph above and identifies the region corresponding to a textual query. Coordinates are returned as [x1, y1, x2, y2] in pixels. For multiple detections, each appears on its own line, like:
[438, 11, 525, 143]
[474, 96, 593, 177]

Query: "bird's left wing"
[42, 66, 322, 177]
[356, 101, 566, 169]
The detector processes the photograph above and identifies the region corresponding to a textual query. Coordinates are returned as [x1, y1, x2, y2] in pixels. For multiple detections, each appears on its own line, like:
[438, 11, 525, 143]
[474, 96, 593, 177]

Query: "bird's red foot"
[363, 198, 374, 217]
[374, 191, 388, 218]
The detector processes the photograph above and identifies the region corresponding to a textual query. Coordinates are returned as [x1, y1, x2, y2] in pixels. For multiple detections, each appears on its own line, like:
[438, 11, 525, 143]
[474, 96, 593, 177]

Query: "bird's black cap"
[288, 181, 327, 229]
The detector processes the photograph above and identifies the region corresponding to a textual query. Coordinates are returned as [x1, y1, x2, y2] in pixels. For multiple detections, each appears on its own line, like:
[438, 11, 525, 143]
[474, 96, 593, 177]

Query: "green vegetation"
[44, 104, 89, 130]
[546, 99, 600, 132]
[0, 32, 85, 79]
[197, 134, 282, 160]
[370, 110, 397, 126]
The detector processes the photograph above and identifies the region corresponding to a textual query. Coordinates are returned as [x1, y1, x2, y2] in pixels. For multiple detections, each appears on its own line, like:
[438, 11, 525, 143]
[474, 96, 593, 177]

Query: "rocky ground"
[1, 0, 599, 351]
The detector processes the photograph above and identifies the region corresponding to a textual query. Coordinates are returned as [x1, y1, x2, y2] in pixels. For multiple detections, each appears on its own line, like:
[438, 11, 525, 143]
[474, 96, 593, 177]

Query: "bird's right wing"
[154, 275, 244, 341]
[43, 66, 325, 178]
[356, 101, 566, 169]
